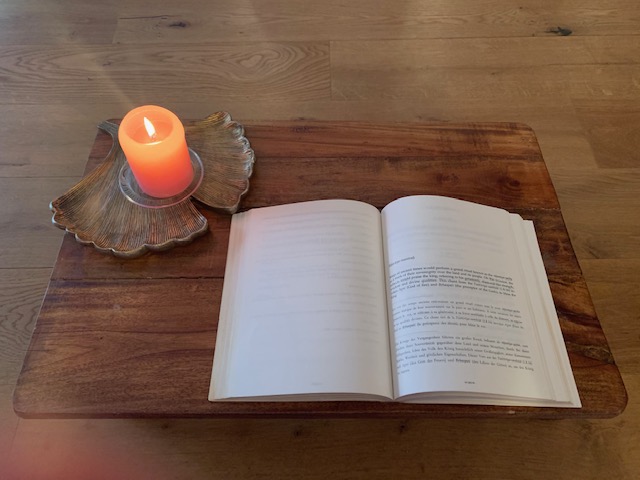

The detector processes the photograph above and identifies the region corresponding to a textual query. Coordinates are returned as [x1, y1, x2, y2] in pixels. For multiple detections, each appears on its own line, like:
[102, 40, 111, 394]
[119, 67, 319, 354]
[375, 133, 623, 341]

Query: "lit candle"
[119, 105, 194, 198]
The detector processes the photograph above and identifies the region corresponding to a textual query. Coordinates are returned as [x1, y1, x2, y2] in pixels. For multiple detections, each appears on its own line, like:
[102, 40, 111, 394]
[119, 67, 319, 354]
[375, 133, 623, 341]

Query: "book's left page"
[209, 200, 394, 401]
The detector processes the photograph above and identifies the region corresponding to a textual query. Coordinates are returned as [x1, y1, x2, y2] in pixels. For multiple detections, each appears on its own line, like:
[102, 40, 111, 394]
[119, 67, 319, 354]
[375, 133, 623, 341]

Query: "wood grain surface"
[13, 122, 626, 420]
[2, 0, 639, 478]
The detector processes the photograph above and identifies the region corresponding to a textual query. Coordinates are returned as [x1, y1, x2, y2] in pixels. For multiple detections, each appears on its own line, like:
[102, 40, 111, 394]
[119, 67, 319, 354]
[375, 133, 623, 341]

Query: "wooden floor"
[1, 0, 639, 478]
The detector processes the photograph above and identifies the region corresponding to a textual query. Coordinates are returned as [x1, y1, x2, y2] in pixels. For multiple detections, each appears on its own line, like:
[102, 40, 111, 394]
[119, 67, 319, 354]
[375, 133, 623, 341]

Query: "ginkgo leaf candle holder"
[50, 112, 255, 258]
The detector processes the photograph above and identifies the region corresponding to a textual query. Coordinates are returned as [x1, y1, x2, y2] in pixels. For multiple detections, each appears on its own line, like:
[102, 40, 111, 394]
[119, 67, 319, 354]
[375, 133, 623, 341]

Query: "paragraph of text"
[390, 266, 516, 299]
[395, 334, 534, 375]
[393, 299, 524, 334]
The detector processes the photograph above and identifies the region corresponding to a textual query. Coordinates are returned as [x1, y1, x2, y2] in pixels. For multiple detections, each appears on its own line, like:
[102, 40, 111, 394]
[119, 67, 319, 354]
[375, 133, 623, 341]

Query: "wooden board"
[13, 121, 627, 418]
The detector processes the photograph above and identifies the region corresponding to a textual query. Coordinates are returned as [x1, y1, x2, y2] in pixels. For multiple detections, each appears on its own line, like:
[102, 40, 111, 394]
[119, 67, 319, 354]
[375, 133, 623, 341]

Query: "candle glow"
[143, 116, 157, 141]
[119, 106, 194, 198]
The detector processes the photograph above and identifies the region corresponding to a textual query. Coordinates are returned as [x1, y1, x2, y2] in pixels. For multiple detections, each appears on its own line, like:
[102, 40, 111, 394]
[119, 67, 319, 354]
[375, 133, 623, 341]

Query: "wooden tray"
[13, 121, 627, 418]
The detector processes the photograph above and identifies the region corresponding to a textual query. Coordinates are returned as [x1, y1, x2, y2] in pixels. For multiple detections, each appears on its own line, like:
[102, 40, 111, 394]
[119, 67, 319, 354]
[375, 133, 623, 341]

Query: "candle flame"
[143, 116, 157, 140]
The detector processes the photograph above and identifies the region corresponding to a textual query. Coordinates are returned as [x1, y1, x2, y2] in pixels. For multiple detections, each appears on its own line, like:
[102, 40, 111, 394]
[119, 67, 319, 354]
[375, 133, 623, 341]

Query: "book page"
[382, 196, 576, 405]
[511, 218, 581, 406]
[210, 200, 393, 401]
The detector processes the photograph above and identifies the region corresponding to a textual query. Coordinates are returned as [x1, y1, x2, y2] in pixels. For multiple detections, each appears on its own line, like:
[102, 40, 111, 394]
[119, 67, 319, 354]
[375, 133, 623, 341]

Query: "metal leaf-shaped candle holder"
[50, 112, 255, 258]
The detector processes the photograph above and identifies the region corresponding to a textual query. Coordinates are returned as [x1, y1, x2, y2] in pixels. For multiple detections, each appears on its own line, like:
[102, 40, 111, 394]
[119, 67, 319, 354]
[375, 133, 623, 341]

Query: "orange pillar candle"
[119, 105, 194, 198]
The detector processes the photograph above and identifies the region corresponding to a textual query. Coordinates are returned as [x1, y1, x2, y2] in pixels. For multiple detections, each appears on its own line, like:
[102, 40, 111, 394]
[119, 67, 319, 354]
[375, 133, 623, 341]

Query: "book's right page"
[381, 196, 580, 407]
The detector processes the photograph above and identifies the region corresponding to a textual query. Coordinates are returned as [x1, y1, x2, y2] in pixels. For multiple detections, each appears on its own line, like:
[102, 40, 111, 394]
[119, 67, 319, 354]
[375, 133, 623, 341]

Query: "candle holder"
[50, 112, 255, 258]
[118, 148, 204, 208]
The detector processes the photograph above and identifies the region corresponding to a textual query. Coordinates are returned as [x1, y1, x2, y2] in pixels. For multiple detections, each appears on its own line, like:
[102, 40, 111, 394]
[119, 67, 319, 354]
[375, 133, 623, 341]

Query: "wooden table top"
[13, 121, 627, 419]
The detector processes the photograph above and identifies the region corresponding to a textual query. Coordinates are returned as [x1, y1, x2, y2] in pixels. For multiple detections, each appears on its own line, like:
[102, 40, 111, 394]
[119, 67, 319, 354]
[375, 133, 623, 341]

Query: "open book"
[209, 196, 581, 407]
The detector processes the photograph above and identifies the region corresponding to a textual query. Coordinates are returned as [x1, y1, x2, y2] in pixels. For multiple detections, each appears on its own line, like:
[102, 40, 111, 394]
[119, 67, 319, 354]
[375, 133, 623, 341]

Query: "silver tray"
[50, 112, 255, 258]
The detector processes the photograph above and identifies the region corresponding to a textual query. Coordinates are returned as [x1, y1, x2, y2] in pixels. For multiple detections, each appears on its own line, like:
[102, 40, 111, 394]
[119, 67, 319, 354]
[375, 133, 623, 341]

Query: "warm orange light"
[119, 106, 194, 198]
[143, 116, 157, 141]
